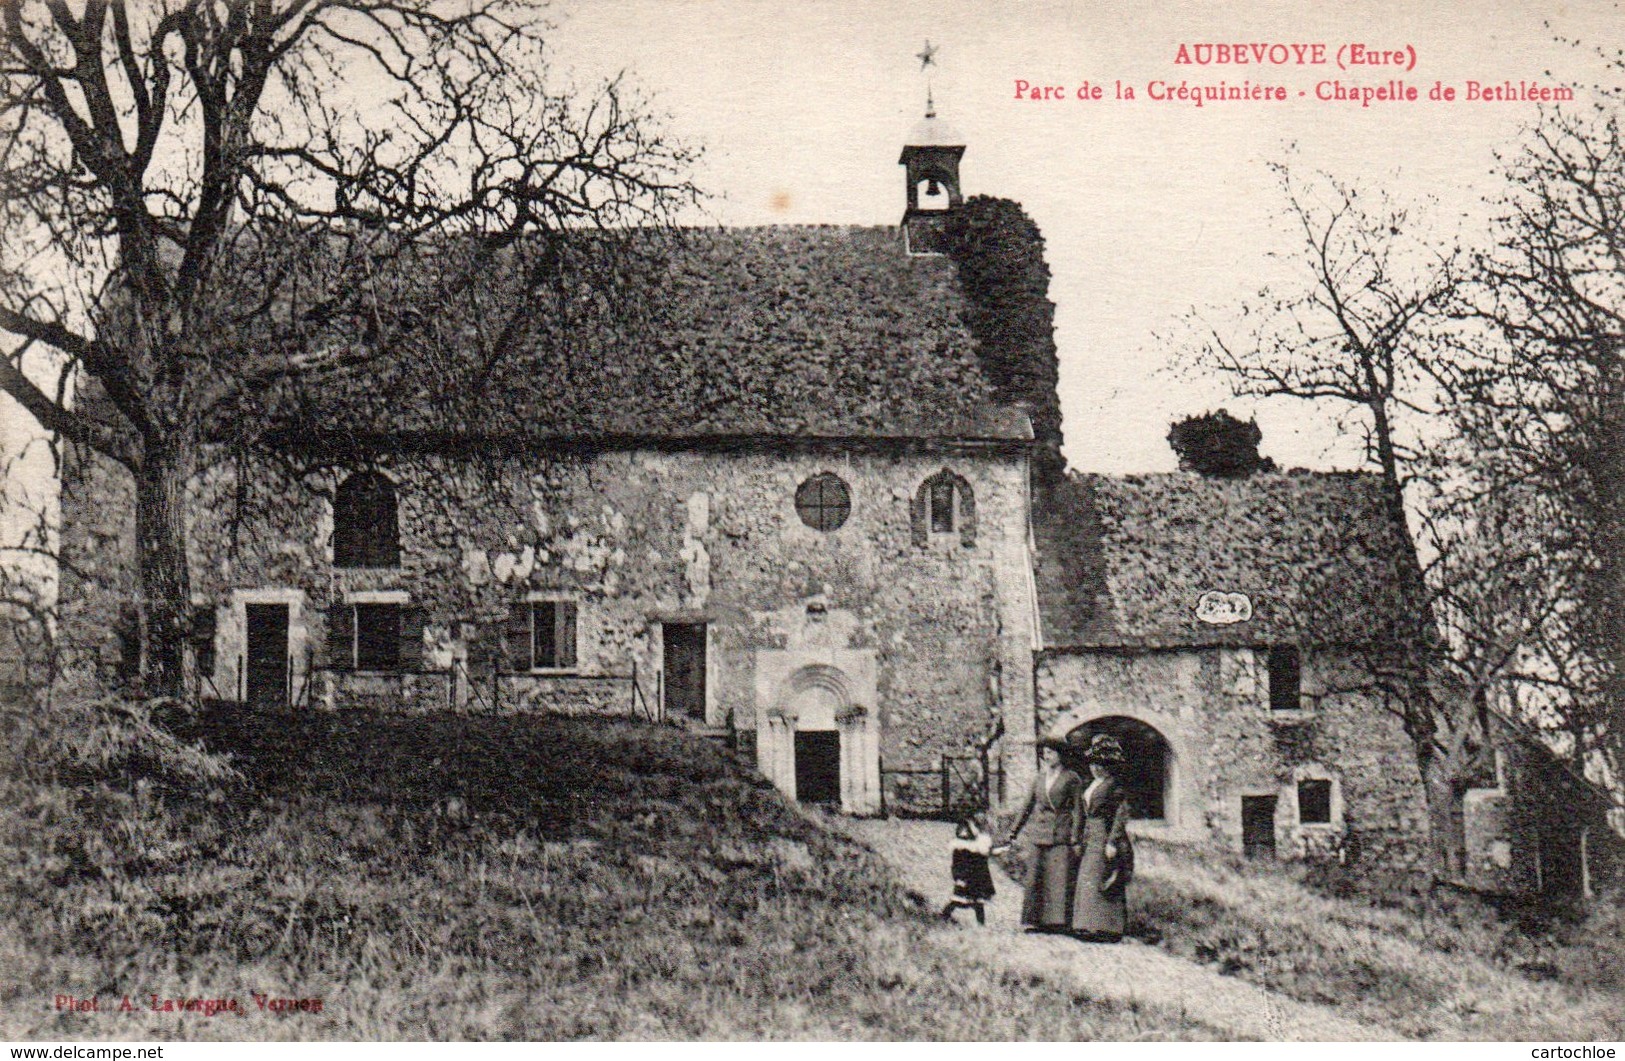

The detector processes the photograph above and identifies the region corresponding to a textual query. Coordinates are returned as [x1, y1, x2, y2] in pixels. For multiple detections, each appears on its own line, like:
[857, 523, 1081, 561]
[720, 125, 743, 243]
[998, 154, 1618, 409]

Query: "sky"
[2, 0, 1620, 518]
[545, 0, 1623, 472]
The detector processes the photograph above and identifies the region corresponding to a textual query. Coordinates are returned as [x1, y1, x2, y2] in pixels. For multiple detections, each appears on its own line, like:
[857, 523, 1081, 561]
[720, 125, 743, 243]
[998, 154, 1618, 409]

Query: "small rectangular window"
[530, 601, 578, 671]
[929, 477, 956, 533]
[354, 603, 401, 670]
[1268, 645, 1302, 711]
[1298, 779, 1333, 825]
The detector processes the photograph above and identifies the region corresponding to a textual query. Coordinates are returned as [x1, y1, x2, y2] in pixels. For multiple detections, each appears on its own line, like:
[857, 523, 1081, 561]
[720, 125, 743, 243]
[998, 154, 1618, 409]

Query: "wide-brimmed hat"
[1082, 733, 1127, 765]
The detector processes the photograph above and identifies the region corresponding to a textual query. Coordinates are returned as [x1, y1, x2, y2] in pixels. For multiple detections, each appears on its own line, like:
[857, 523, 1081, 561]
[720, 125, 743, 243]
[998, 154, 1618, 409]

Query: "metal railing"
[293, 658, 663, 723]
[880, 718, 1005, 820]
[221, 650, 665, 723]
[630, 660, 661, 723]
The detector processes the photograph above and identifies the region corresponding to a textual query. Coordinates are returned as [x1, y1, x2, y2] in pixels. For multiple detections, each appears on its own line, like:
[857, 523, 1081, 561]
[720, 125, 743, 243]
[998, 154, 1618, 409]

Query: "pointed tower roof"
[901, 92, 965, 155]
[904, 112, 965, 149]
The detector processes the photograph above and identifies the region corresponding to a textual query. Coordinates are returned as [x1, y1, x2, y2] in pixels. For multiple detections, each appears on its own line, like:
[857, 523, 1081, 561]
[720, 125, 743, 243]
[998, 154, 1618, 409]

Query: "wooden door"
[1242, 795, 1277, 859]
[794, 730, 841, 805]
[245, 604, 290, 707]
[662, 622, 706, 720]
[1539, 822, 1585, 898]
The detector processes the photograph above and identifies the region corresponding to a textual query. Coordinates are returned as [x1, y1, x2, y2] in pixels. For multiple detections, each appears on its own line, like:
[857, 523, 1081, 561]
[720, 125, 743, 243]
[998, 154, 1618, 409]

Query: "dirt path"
[839, 817, 1406, 1042]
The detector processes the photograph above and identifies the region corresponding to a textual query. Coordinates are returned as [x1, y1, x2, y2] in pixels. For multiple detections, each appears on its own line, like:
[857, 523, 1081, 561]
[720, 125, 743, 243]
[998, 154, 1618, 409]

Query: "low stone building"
[1031, 470, 1433, 866]
[1459, 711, 1624, 899]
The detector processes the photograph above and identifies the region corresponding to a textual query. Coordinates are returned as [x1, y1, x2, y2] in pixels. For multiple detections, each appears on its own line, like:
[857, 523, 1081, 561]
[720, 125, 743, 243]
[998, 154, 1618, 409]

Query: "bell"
[925, 178, 942, 196]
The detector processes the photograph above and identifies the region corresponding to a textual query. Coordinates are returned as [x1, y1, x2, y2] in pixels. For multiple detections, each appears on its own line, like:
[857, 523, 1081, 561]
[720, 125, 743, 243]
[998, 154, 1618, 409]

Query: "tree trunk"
[134, 440, 194, 699]
[1372, 397, 1463, 880]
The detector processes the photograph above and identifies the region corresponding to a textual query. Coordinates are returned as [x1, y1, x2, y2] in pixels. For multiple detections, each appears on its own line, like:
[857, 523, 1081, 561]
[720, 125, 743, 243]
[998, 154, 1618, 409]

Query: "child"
[940, 814, 1005, 925]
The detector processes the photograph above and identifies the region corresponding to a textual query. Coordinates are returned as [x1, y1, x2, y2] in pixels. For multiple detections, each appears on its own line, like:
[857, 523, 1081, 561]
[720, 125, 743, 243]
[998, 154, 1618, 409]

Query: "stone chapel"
[62, 109, 1041, 821]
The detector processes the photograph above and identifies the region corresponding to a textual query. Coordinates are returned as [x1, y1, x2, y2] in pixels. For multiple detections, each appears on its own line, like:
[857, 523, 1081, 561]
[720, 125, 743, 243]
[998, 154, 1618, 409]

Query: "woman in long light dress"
[1070, 733, 1133, 942]
[1006, 736, 1086, 933]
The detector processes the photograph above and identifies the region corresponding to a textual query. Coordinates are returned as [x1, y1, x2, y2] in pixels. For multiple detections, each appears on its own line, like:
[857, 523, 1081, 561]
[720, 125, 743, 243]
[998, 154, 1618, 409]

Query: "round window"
[794, 472, 851, 532]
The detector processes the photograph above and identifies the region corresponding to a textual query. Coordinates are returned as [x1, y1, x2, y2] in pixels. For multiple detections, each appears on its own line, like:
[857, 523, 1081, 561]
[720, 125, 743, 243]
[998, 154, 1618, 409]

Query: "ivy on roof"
[1037, 471, 1417, 650]
[265, 226, 1029, 446]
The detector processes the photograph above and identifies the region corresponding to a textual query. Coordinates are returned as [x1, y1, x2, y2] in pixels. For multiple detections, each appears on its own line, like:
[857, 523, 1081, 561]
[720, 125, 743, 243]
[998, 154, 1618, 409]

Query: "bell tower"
[899, 87, 964, 254]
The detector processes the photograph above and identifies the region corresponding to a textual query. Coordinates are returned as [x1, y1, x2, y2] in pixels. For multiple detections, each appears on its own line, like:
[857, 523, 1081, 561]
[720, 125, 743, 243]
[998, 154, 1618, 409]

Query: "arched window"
[912, 469, 976, 547]
[333, 471, 400, 568]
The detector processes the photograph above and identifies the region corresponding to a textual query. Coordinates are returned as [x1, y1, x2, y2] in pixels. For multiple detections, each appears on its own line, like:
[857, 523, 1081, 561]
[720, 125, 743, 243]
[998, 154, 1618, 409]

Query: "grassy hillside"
[1, 706, 1216, 1041]
[1128, 841, 1624, 1040]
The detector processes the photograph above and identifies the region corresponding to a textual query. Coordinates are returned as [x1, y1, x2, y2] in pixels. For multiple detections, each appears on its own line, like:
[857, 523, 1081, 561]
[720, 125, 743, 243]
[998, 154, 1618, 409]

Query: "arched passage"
[1076, 716, 1173, 822]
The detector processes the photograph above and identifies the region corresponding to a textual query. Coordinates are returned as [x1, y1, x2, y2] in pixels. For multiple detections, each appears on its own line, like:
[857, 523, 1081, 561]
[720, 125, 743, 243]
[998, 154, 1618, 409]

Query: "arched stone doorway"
[1075, 716, 1174, 824]
[758, 663, 880, 815]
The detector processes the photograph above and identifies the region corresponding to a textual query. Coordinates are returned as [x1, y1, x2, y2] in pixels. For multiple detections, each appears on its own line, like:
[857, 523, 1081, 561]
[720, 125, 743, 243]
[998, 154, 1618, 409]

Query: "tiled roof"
[273, 225, 1029, 446]
[1035, 471, 1416, 649]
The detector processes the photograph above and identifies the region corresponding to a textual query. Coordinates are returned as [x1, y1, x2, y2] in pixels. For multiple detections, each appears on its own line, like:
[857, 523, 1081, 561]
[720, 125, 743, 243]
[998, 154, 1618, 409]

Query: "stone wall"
[1463, 782, 1526, 893]
[59, 441, 1036, 813]
[1036, 646, 1429, 867]
[309, 670, 455, 714]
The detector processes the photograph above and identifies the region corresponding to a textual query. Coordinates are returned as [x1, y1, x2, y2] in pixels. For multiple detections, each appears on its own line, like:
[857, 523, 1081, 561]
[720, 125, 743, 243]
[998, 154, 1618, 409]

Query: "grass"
[1124, 840, 1625, 1040]
[1, 705, 1219, 1041]
[10, 700, 1618, 1041]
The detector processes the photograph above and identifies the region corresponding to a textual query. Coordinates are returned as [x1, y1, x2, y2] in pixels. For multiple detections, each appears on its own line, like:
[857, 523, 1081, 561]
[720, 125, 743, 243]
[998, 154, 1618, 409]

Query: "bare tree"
[1183, 139, 1625, 875]
[1176, 163, 1554, 875]
[0, 1, 700, 696]
[0, 429, 61, 705]
[1190, 163, 1459, 516]
[1455, 105, 1625, 792]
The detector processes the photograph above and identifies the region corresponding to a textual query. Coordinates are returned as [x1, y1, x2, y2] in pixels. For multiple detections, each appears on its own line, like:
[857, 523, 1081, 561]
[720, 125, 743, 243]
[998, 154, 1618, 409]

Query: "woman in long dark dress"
[1070, 733, 1133, 942]
[1006, 735, 1085, 933]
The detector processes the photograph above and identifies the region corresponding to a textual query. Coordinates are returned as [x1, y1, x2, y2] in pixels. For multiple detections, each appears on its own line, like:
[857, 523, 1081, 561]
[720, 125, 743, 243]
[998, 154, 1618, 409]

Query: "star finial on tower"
[916, 40, 938, 72]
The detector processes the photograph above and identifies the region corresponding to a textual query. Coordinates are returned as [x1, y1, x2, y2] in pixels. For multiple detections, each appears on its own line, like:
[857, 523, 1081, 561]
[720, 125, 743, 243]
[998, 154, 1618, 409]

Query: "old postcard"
[1, 0, 1621, 1045]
